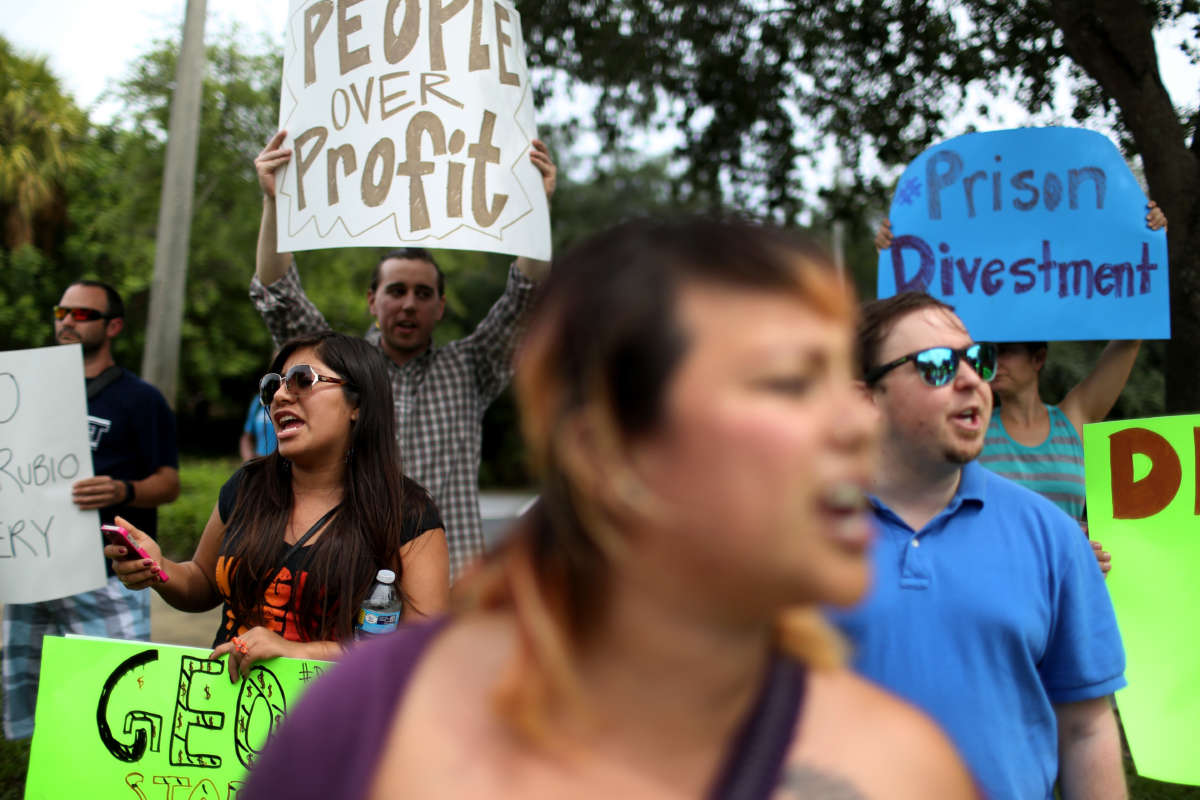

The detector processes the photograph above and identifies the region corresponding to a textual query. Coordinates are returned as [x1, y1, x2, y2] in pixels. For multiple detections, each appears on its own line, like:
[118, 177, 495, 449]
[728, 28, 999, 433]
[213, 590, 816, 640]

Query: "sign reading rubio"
[0, 344, 106, 604]
[877, 128, 1169, 341]
[276, 0, 551, 260]
[1083, 415, 1200, 787]
[25, 636, 333, 799]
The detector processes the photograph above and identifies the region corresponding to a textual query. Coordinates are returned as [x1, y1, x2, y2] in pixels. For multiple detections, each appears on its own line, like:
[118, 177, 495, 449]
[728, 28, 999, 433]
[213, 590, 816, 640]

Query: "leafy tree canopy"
[523, 0, 1200, 410]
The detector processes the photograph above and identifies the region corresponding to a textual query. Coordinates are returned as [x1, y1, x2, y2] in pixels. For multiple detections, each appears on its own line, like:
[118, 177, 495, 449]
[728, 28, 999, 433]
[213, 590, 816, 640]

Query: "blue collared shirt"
[830, 461, 1126, 799]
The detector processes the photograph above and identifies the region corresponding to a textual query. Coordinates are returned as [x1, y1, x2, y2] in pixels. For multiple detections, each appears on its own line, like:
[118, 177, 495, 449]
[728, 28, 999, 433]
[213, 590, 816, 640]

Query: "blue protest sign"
[877, 128, 1169, 341]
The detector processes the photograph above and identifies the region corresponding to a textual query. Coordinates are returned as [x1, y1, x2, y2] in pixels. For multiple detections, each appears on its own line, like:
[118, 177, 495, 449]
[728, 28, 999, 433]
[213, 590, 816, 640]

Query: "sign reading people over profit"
[25, 636, 334, 799]
[877, 127, 1169, 341]
[275, 0, 551, 260]
[1083, 414, 1200, 787]
[0, 344, 106, 604]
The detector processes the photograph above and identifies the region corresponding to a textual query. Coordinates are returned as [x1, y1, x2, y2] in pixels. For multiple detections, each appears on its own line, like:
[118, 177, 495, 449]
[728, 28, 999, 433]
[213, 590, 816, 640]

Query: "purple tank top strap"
[706, 653, 806, 800]
[241, 616, 450, 800]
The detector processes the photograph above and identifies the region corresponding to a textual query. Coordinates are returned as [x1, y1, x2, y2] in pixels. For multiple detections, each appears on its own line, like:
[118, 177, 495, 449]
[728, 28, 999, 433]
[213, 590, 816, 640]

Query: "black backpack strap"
[86, 365, 123, 400]
[707, 654, 806, 800]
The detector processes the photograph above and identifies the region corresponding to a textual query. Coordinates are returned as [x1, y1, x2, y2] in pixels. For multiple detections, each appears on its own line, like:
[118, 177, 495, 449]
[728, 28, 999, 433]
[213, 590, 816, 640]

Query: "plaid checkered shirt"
[250, 261, 536, 580]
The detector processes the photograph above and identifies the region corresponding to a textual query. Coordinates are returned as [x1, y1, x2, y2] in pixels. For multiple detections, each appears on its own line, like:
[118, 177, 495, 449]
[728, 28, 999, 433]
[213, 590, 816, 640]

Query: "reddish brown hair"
[456, 215, 854, 742]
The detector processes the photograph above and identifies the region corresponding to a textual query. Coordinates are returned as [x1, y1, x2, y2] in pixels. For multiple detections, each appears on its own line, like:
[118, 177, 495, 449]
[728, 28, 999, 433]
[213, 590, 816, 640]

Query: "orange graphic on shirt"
[215, 555, 312, 644]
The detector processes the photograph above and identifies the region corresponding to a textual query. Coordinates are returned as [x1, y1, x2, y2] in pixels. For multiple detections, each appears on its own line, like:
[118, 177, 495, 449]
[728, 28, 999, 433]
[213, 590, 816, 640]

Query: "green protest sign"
[1083, 414, 1200, 787]
[25, 636, 332, 799]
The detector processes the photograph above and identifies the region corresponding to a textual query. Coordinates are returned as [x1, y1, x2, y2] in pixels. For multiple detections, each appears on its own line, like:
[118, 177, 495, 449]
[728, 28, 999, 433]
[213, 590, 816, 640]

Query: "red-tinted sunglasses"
[53, 305, 111, 322]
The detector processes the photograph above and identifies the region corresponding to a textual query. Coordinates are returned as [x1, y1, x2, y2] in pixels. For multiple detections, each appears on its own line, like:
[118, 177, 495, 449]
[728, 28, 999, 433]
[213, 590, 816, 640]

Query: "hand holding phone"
[101, 524, 169, 583]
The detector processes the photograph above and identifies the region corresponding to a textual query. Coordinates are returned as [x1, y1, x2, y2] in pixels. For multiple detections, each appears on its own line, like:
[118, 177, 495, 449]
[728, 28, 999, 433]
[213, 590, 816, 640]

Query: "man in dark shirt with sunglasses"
[829, 292, 1126, 800]
[1, 281, 179, 740]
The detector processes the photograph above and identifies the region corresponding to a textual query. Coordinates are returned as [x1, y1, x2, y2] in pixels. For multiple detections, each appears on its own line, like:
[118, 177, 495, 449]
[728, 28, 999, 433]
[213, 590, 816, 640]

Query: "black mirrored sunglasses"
[259, 364, 356, 407]
[865, 342, 997, 388]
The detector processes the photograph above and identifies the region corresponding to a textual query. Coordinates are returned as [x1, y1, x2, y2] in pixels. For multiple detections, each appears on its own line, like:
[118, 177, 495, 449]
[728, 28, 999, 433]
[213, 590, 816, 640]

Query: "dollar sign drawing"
[204, 685, 211, 701]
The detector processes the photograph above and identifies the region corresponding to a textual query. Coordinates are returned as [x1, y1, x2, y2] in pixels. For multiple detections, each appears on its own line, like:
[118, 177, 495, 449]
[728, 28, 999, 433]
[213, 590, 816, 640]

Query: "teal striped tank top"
[978, 404, 1087, 520]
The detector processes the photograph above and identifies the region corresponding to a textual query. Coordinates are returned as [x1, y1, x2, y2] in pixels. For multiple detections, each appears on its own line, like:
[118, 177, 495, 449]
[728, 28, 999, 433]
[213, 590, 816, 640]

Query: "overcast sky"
[1, 0, 1195, 178]
[1, 0, 286, 118]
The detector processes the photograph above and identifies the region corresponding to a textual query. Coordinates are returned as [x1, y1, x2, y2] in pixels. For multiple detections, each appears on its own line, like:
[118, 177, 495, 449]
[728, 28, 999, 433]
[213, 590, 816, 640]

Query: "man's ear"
[105, 317, 124, 339]
[366, 288, 377, 317]
[434, 295, 445, 321]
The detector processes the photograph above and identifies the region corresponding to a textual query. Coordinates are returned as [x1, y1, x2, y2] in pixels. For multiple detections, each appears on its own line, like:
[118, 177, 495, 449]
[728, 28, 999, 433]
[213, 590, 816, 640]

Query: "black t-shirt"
[211, 467, 443, 646]
[87, 368, 179, 576]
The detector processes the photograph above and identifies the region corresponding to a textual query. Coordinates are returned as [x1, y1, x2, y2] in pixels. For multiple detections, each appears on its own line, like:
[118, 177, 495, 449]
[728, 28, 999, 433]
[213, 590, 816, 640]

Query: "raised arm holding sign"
[252, 0, 558, 581]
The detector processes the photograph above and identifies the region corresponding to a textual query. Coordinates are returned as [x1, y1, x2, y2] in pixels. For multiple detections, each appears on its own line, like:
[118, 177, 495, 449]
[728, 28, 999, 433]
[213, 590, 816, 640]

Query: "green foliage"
[1039, 341, 1167, 421]
[0, 38, 85, 249]
[156, 456, 241, 560]
[63, 34, 287, 411]
[0, 703, 30, 800]
[523, 0, 1199, 411]
[523, 1, 1197, 217]
[0, 245, 56, 351]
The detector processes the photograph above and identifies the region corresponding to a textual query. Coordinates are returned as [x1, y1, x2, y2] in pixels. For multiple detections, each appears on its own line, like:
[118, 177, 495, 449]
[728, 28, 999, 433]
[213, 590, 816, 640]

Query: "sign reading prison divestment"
[275, 0, 551, 260]
[0, 344, 106, 604]
[877, 127, 1170, 341]
[1083, 414, 1200, 787]
[25, 636, 333, 799]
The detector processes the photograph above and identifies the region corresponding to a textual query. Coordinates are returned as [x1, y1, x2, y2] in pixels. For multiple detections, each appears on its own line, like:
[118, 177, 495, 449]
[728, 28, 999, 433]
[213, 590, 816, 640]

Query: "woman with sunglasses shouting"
[106, 332, 449, 677]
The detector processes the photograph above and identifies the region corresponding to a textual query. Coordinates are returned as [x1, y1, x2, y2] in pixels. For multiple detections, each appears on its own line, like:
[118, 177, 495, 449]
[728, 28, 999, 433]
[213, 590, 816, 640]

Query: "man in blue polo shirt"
[833, 292, 1126, 799]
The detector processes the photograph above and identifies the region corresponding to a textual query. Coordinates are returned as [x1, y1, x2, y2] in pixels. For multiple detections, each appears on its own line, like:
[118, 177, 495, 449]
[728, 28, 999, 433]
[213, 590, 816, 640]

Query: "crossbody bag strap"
[279, 504, 341, 566]
[86, 365, 123, 400]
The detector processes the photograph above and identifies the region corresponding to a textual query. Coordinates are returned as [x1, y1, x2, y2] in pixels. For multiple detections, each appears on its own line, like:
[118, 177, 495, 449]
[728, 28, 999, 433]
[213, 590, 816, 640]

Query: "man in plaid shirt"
[251, 131, 556, 581]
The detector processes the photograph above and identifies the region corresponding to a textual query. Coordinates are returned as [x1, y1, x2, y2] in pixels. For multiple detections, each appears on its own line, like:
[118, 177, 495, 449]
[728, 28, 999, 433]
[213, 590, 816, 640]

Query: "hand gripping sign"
[877, 127, 1169, 341]
[25, 636, 333, 799]
[276, 0, 551, 260]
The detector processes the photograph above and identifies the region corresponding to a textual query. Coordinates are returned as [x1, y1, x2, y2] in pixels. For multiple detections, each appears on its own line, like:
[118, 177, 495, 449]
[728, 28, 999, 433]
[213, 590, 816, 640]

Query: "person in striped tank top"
[979, 339, 1142, 573]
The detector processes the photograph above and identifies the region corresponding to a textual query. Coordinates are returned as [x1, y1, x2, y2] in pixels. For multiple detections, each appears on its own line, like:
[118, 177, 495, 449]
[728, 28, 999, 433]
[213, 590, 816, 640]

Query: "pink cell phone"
[101, 524, 169, 583]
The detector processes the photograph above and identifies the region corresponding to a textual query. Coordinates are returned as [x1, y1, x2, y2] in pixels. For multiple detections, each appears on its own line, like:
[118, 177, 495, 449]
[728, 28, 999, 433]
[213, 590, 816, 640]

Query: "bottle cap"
[376, 569, 396, 584]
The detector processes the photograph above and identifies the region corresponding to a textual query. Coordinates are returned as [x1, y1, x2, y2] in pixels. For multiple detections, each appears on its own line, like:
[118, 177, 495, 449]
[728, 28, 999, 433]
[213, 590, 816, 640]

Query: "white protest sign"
[0, 345, 105, 603]
[276, 0, 551, 260]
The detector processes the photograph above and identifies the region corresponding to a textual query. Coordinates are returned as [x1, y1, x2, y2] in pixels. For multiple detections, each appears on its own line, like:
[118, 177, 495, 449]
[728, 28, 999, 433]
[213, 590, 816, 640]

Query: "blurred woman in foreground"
[243, 218, 975, 799]
[108, 332, 448, 676]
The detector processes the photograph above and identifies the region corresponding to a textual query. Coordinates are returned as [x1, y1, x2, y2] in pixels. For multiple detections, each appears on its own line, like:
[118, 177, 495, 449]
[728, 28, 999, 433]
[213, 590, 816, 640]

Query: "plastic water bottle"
[355, 569, 402, 640]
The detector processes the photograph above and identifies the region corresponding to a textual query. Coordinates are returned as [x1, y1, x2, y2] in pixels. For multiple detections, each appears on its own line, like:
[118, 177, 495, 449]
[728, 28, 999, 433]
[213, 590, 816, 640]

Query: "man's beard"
[943, 438, 984, 465]
[57, 331, 104, 355]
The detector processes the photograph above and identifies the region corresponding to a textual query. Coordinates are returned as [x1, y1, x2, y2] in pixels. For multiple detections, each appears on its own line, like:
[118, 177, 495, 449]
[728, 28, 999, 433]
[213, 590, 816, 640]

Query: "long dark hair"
[224, 332, 405, 641]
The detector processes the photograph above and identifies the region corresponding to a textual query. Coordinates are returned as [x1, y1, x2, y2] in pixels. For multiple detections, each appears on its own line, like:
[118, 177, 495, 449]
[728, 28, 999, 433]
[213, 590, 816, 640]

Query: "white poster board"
[276, 0, 551, 260]
[0, 345, 105, 603]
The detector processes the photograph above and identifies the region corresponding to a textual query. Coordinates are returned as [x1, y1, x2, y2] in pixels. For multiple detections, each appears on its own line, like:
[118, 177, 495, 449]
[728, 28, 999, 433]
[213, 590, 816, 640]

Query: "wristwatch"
[123, 480, 136, 504]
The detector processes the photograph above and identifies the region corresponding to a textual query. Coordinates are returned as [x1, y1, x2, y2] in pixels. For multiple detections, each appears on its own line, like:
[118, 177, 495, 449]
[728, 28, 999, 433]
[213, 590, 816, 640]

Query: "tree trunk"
[1050, 0, 1200, 412]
